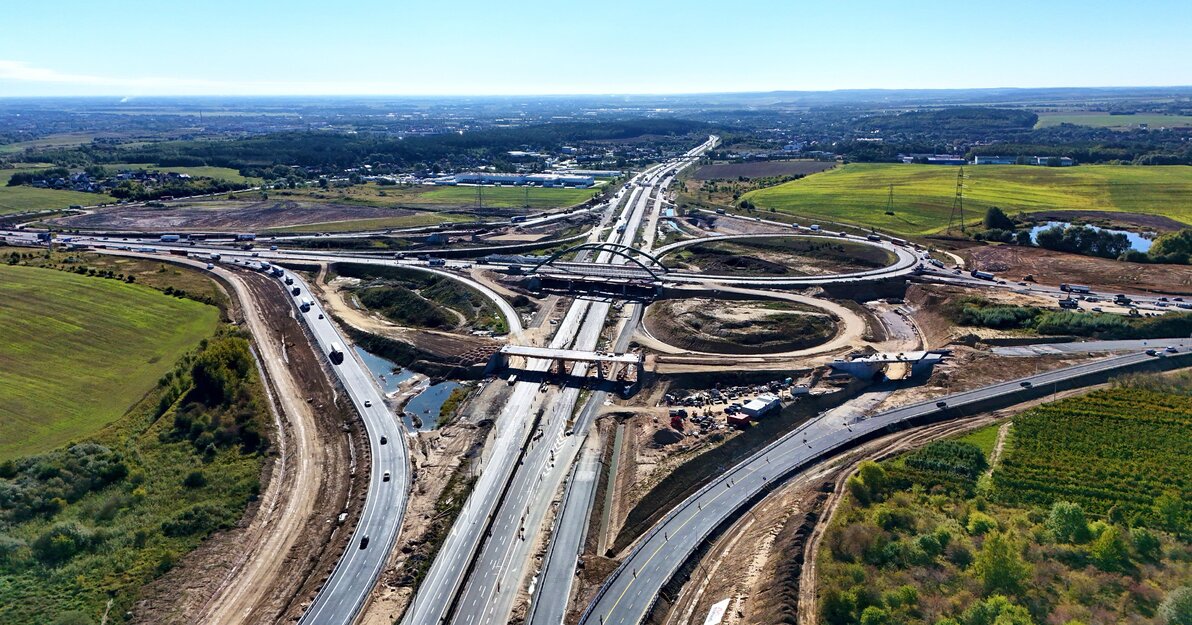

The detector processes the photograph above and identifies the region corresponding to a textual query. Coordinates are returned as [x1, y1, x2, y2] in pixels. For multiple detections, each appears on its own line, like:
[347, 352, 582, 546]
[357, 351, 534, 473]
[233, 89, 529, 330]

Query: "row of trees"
[978, 206, 1192, 265]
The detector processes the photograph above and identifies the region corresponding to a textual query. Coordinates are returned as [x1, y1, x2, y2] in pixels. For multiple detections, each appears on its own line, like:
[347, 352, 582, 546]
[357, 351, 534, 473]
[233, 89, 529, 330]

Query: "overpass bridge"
[487, 344, 643, 380]
[523, 237, 920, 288]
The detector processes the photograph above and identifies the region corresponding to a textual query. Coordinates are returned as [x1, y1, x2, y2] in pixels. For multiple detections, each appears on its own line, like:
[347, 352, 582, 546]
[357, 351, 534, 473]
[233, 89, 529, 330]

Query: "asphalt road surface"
[285, 271, 411, 625]
[579, 350, 1188, 625]
[442, 140, 716, 625]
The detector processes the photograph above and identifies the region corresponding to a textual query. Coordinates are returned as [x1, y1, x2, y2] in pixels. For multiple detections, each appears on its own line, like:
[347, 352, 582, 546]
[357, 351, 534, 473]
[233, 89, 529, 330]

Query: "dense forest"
[29, 119, 712, 174]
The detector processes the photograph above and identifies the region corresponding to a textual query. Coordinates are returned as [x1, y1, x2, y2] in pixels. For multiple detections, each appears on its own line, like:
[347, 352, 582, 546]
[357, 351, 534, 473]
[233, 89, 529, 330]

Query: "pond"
[352, 346, 461, 431]
[353, 345, 415, 394]
[1028, 221, 1154, 253]
[404, 381, 462, 431]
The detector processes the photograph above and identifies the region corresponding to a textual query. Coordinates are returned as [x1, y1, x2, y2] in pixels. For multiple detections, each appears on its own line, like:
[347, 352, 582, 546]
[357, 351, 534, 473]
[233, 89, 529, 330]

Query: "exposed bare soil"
[904, 283, 1058, 349]
[690, 161, 836, 180]
[56, 198, 417, 231]
[315, 272, 499, 363]
[130, 267, 362, 625]
[645, 298, 838, 355]
[962, 244, 1192, 294]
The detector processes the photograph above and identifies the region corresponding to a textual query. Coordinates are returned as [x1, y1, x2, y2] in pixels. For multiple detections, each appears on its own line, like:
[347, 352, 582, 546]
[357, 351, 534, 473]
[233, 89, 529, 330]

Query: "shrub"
[182, 470, 208, 488]
[1046, 501, 1091, 543]
[31, 522, 94, 566]
[1090, 525, 1131, 572]
[1159, 586, 1192, 625]
[967, 511, 998, 535]
[973, 532, 1031, 595]
[1131, 527, 1162, 563]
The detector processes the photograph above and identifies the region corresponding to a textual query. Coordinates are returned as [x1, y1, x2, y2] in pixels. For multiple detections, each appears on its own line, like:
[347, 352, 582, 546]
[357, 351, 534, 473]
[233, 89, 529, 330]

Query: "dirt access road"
[124, 257, 360, 625]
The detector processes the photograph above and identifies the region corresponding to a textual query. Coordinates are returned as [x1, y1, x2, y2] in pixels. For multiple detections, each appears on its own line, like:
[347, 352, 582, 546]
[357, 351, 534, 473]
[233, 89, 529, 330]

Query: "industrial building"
[432, 172, 595, 188]
[972, 155, 1075, 166]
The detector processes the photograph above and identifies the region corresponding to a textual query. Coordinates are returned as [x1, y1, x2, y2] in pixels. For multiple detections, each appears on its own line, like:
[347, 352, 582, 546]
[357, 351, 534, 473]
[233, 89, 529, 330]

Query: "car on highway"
[364, 400, 372, 407]
[936, 401, 947, 408]
[1166, 346, 1179, 353]
[1145, 349, 1158, 356]
[383, 471, 391, 482]
[1020, 381, 1033, 388]
[380, 436, 388, 445]
[359, 536, 370, 549]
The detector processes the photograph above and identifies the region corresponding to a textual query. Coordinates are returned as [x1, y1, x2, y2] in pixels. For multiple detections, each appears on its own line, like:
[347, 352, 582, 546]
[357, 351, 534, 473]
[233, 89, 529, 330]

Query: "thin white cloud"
[0, 59, 227, 92]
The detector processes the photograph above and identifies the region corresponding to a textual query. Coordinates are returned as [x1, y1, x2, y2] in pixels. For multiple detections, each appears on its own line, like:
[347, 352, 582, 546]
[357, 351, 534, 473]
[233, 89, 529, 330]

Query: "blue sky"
[1, 0, 1189, 96]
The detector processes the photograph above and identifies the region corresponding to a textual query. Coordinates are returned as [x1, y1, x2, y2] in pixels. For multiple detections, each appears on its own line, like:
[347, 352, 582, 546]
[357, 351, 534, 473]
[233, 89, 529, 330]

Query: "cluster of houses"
[26, 169, 195, 193]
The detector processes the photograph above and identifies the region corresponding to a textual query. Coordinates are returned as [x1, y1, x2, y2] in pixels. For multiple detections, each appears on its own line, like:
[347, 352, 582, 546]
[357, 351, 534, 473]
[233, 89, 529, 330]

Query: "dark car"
[380, 435, 388, 445]
[359, 536, 370, 549]
[935, 401, 947, 408]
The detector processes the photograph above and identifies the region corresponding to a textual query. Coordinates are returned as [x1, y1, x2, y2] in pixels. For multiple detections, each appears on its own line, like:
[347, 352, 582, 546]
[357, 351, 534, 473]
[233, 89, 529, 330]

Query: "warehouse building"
[432, 172, 595, 188]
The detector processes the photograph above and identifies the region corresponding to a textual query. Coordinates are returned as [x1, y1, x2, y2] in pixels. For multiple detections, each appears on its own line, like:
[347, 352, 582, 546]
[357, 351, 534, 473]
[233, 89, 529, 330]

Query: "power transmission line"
[947, 167, 966, 234]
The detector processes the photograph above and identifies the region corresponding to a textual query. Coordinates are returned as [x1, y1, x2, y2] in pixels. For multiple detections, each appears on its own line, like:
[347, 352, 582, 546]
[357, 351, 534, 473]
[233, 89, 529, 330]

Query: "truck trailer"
[970, 269, 996, 281]
[329, 343, 345, 365]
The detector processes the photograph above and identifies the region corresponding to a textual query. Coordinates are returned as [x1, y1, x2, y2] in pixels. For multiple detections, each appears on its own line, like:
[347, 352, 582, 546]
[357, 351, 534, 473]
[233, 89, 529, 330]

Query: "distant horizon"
[2, 84, 1192, 101]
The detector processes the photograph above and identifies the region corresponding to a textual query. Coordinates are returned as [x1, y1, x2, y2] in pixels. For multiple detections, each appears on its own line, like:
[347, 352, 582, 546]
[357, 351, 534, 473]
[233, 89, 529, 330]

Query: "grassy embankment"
[0, 263, 269, 625]
[816, 375, 1191, 625]
[742, 164, 1192, 237]
[0, 264, 219, 460]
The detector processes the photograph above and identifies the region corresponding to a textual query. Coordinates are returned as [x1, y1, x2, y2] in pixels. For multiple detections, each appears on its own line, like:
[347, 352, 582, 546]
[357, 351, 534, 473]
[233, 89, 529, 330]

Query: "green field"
[0, 265, 220, 460]
[111, 163, 259, 184]
[1035, 112, 1192, 129]
[0, 170, 113, 215]
[743, 163, 1192, 236]
[0, 133, 102, 154]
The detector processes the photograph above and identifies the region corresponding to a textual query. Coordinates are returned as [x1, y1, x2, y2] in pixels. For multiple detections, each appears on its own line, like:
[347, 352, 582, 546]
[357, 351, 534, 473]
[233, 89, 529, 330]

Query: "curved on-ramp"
[579, 350, 1190, 625]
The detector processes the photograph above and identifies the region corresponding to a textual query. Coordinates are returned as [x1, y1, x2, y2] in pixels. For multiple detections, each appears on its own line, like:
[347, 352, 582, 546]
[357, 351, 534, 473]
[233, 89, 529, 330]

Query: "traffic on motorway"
[579, 349, 1188, 625]
[7, 132, 1188, 625]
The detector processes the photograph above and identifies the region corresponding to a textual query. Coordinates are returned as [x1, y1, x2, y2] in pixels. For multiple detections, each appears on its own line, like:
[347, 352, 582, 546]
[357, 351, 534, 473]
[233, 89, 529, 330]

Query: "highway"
[282, 271, 412, 625]
[424, 138, 717, 625]
[88, 249, 412, 625]
[526, 159, 686, 625]
[578, 350, 1190, 625]
[994, 338, 1192, 357]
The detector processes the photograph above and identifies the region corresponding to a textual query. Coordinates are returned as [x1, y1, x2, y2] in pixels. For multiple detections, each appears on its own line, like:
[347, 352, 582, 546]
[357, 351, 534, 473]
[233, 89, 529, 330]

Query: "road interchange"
[8, 133, 1190, 625]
